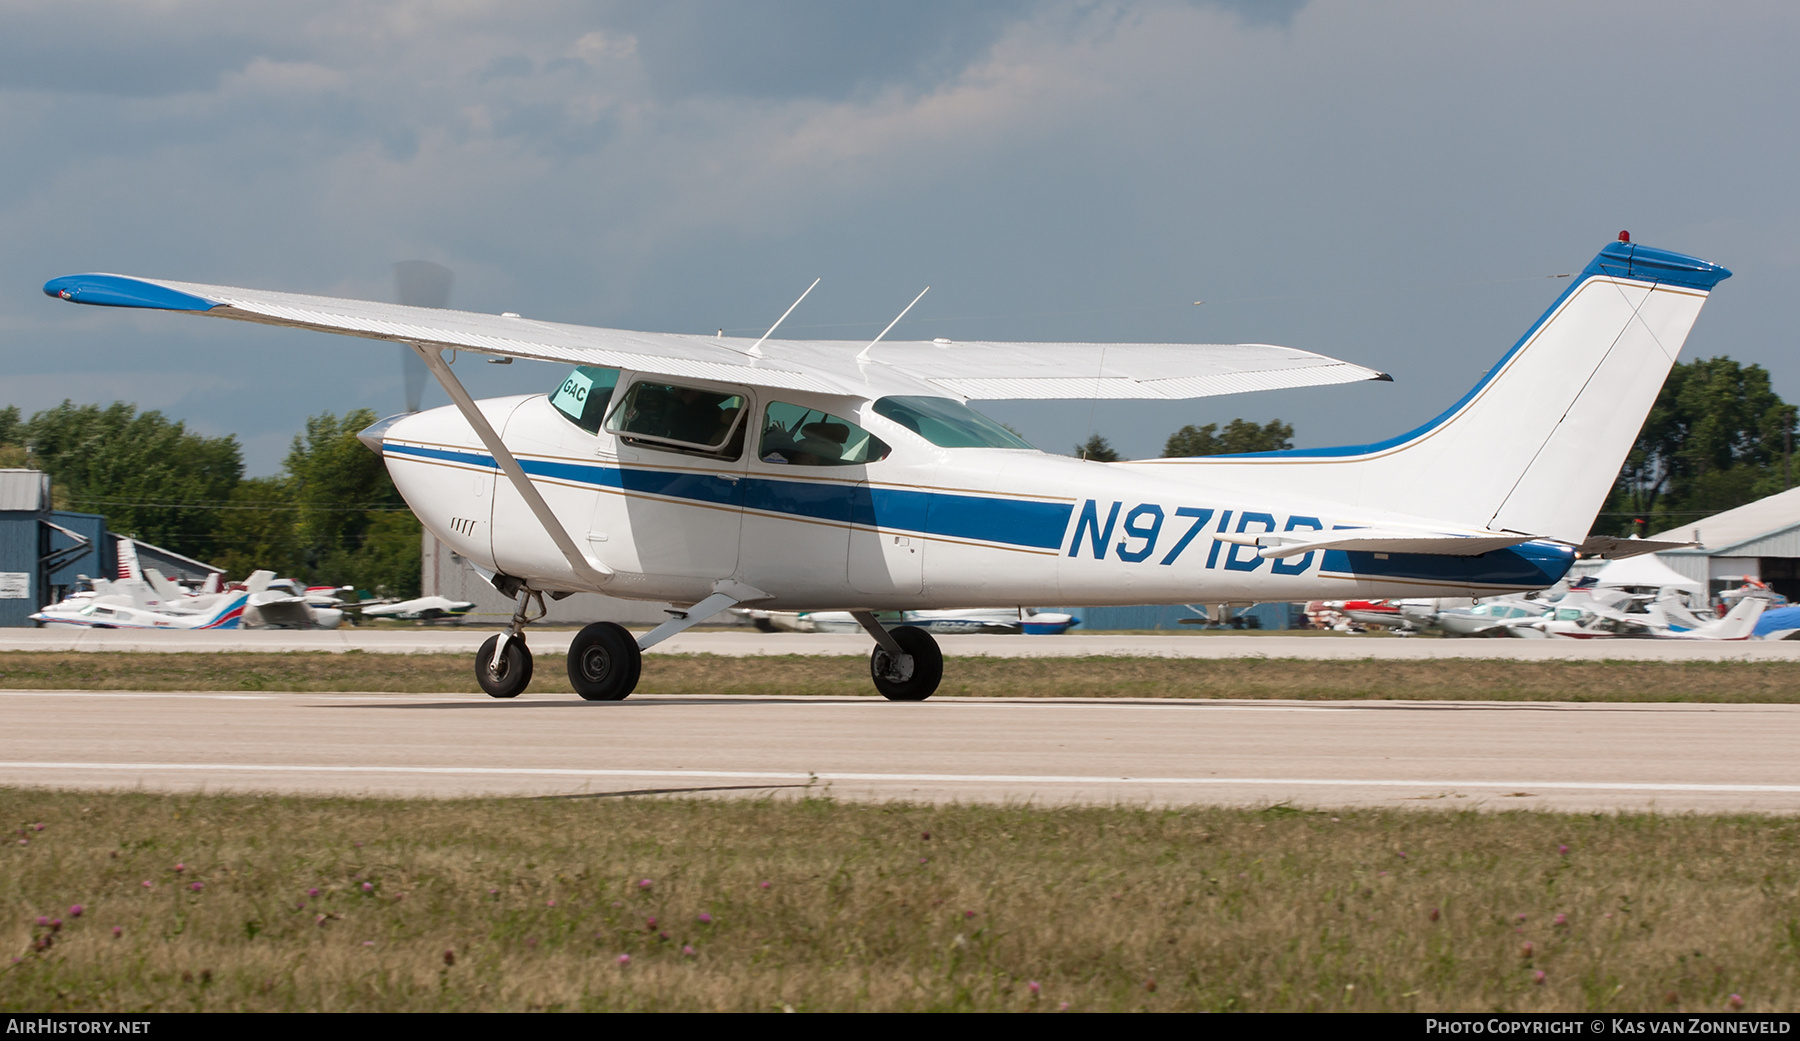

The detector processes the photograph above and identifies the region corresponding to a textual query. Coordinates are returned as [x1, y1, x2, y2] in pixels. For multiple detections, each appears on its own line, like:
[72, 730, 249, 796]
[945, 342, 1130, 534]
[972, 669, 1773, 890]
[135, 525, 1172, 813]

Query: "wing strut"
[410, 343, 613, 588]
[635, 580, 773, 651]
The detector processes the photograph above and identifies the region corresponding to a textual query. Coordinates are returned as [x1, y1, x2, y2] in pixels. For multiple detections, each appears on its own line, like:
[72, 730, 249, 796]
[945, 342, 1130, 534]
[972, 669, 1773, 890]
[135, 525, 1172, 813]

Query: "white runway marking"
[3, 761, 1798, 794]
[0, 691, 273, 700]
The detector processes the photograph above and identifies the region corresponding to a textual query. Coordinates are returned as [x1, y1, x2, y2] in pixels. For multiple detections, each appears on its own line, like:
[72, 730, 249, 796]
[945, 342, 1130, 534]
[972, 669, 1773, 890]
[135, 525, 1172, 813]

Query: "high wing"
[43, 273, 1388, 401]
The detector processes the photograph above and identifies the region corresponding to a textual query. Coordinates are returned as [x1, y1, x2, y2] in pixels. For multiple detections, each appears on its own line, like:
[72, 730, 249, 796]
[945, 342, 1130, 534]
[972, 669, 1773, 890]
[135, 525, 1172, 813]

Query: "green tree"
[1162, 418, 1294, 457]
[0, 406, 24, 467]
[284, 409, 421, 596]
[212, 477, 305, 581]
[345, 511, 425, 599]
[24, 401, 242, 558]
[1074, 434, 1122, 462]
[1596, 357, 1798, 536]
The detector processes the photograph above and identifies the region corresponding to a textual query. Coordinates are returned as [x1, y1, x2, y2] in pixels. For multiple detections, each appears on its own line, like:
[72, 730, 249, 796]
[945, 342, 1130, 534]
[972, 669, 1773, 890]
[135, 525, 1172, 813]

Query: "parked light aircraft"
[1505, 595, 1765, 640]
[31, 589, 248, 630]
[43, 236, 1729, 699]
[360, 595, 478, 621]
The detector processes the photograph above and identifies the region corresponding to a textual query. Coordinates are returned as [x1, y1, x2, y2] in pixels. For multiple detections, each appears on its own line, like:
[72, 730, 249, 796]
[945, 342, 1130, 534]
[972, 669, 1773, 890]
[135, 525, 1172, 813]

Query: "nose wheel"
[867, 624, 943, 701]
[475, 634, 533, 698]
[475, 586, 546, 698]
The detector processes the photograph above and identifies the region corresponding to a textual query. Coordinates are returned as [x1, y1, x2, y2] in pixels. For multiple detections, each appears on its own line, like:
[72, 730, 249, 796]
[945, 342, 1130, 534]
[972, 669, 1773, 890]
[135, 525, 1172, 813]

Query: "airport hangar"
[1645, 486, 1800, 602]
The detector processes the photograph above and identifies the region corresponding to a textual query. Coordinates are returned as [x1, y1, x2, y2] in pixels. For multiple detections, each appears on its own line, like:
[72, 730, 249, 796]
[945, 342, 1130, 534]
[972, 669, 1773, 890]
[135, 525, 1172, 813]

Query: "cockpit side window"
[550, 366, 622, 434]
[871, 396, 1035, 449]
[758, 402, 890, 467]
[606, 380, 748, 460]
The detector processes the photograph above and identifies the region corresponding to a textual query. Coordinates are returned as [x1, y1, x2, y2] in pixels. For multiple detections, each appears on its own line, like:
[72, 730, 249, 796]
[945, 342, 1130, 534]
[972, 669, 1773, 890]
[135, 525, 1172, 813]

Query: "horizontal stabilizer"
[1215, 529, 1537, 560]
[1575, 535, 1698, 559]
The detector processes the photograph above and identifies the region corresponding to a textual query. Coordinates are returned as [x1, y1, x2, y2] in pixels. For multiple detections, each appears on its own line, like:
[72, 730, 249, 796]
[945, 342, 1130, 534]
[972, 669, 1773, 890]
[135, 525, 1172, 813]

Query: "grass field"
[2, 651, 1799, 702]
[2, 790, 1797, 1012]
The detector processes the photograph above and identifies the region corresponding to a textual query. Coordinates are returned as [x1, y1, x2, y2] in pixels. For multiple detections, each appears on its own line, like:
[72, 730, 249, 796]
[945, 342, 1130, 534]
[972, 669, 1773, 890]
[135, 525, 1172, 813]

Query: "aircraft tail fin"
[1691, 597, 1765, 640]
[143, 567, 184, 602]
[199, 592, 249, 630]
[116, 539, 141, 581]
[1142, 239, 1731, 544]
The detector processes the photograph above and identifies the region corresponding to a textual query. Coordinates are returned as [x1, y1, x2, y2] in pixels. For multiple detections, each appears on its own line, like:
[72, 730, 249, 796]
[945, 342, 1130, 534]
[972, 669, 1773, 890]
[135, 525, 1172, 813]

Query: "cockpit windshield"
[549, 366, 621, 434]
[871, 396, 1034, 450]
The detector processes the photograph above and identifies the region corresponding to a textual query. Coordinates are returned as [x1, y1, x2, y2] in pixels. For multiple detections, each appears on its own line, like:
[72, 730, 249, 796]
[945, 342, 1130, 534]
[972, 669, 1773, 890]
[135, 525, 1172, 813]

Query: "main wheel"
[869, 626, 943, 702]
[567, 622, 642, 701]
[475, 635, 533, 698]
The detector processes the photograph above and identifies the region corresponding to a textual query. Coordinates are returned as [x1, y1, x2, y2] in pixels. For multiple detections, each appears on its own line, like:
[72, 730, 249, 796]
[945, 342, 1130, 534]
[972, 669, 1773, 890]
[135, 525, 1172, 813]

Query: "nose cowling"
[357, 412, 414, 455]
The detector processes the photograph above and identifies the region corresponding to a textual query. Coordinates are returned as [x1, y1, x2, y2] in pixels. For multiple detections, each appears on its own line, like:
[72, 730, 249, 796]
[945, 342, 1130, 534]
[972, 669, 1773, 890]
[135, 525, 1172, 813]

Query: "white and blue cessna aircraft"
[43, 235, 1729, 701]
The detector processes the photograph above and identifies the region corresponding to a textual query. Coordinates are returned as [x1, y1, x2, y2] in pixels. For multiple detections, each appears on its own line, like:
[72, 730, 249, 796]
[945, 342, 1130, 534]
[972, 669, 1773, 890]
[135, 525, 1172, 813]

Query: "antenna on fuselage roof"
[747, 277, 820, 358]
[857, 286, 930, 363]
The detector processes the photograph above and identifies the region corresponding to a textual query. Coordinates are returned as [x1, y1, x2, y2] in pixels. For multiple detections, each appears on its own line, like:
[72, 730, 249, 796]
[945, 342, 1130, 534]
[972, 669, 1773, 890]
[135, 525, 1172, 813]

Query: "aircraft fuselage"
[379, 388, 1571, 612]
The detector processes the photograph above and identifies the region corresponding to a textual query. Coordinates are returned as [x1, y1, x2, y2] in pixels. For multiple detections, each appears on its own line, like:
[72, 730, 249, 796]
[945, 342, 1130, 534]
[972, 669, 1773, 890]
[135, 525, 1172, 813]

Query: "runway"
[3, 688, 1798, 813]
[5, 628, 1800, 660]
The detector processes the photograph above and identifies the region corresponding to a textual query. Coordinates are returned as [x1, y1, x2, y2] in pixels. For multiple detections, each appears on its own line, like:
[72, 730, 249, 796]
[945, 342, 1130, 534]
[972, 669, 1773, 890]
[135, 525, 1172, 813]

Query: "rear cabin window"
[606, 380, 748, 459]
[549, 366, 621, 434]
[871, 396, 1034, 450]
[759, 403, 890, 466]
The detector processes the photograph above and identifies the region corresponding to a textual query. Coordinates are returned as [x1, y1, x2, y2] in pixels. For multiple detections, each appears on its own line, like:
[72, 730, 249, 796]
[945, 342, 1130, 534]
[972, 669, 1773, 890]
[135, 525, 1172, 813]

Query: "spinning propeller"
[392, 260, 454, 413]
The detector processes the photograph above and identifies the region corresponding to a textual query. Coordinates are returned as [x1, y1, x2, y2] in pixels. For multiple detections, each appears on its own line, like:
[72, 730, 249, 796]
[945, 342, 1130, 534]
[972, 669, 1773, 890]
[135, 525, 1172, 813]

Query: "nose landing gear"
[475, 633, 533, 698]
[475, 587, 546, 699]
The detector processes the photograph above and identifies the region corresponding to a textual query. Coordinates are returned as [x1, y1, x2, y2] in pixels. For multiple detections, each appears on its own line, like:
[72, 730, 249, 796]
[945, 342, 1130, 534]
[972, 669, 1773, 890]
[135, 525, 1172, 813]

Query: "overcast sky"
[4, 1, 1796, 474]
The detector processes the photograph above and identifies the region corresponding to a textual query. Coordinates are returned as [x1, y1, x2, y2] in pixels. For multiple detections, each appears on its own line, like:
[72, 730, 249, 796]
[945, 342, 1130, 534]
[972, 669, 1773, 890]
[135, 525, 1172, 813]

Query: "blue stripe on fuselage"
[383, 442, 1072, 549]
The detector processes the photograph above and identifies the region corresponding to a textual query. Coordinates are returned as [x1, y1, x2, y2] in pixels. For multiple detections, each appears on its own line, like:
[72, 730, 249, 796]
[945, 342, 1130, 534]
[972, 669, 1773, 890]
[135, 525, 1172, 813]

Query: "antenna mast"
[748, 278, 820, 358]
[858, 287, 930, 363]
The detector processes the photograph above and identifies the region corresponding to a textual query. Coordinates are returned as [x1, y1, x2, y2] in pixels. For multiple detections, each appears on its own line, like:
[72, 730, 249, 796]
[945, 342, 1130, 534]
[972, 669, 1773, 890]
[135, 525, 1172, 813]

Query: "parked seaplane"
[43, 235, 1728, 700]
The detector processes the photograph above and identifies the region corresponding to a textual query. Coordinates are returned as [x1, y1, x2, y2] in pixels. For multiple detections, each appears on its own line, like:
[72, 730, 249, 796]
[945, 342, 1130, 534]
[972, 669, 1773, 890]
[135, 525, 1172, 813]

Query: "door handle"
[715, 473, 740, 482]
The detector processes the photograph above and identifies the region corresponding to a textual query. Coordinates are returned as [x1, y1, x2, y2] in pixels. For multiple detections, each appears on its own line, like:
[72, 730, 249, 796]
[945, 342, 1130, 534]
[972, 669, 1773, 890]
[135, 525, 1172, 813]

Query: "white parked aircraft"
[31, 590, 248, 630]
[360, 595, 477, 621]
[1505, 595, 1765, 640]
[43, 236, 1729, 700]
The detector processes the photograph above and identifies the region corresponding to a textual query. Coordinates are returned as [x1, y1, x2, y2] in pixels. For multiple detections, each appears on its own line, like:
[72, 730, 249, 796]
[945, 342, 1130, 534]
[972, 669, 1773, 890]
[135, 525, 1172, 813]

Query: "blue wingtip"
[42, 274, 219, 311]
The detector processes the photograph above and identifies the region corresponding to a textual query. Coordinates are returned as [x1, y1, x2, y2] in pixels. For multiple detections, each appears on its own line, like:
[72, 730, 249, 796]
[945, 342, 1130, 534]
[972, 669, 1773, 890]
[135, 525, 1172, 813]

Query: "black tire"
[869, 625, 943, 702]
[475, 635, 533, 698]
[567, 622, 642, 701]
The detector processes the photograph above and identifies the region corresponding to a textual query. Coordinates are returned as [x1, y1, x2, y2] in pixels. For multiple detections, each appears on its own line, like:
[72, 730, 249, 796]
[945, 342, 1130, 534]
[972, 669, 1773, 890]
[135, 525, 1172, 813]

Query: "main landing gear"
[567, 621, 641, 701]
[474, 584, 942, 703]
[854, 612, 943, 701]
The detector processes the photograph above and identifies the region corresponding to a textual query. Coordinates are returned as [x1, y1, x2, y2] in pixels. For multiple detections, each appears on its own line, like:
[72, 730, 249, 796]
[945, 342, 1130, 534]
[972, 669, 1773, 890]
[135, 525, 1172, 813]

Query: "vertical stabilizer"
[1140, 240, 1730, 544]
[199, 592, 249, 630]
[1689, 597, 1765, 641]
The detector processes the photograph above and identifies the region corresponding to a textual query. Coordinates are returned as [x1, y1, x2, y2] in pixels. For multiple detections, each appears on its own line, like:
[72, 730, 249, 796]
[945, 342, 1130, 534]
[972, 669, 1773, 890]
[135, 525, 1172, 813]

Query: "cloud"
[2, 0, 1797, 477]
